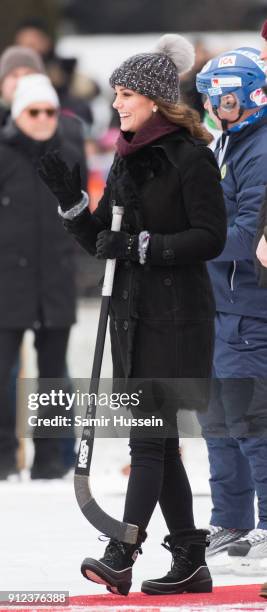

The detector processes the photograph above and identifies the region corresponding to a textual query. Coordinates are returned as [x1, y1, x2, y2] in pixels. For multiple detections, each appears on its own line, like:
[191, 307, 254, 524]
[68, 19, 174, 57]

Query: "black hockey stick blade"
[74, 473, 139, 544]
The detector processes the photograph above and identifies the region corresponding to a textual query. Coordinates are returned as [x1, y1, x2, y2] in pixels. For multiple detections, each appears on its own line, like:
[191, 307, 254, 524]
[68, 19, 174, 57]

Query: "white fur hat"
[11, 74, 59, 119]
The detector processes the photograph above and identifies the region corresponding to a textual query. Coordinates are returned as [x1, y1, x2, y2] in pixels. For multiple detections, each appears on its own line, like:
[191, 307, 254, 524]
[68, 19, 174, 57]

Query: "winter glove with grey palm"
[96, 230, 139, 260]
[38, 151, 83, 212]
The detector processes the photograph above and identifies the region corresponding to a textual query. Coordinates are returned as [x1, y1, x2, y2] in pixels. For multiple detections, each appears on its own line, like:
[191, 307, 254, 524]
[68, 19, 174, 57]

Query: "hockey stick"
[74, 205, 139, 545]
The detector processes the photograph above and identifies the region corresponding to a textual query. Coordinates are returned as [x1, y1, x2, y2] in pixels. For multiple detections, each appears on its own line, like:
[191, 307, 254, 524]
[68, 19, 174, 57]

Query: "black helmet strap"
[213, 105, 244, 132]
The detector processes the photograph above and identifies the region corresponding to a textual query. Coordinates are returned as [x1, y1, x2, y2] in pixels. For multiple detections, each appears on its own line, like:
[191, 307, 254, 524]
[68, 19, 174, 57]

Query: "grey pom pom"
[154, 34, 195, 75]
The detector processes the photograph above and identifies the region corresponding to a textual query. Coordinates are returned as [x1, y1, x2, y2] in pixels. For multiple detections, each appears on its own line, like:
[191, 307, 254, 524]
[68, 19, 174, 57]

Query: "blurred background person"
[13, 16, 54, 58]
[260, 18, 267, 61]
[0, 45, 45, 126]
[0, 43, 91, 475]
[180, 39, 223, 150]
[13, 17, 94, 136]
[0, 43, 93, 145]
[180, 38, 212, 120]
[0, 73, 87, 480]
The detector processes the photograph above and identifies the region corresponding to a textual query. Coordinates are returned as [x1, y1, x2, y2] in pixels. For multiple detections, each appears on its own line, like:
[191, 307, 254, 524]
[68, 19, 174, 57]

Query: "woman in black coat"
[39, 35, 226, 596]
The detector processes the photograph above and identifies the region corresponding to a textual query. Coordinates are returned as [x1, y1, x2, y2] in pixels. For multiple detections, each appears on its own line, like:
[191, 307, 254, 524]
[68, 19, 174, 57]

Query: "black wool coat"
[0, 117, 87, 329]
[65, 129, 227, 383]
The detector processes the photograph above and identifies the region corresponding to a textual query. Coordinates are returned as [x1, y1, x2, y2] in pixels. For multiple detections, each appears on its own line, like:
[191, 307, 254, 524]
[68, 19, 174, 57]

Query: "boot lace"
[104, 539, 128, 562]
[162, 541, 192, 578]
[99, 536, 143, 563]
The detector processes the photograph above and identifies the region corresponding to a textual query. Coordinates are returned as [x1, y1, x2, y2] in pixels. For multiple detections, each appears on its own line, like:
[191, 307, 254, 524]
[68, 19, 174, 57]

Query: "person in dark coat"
[0, 44, 90, 474]
[0, 73, 87, 480]
[39, 34, 226, 596]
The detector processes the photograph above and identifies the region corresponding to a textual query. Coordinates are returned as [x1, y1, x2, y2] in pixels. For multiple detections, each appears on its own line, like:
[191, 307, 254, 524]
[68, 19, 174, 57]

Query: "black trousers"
[0, 327, 70, 467]
[123, 428, 195, 533]
[120, 318, 214, 533]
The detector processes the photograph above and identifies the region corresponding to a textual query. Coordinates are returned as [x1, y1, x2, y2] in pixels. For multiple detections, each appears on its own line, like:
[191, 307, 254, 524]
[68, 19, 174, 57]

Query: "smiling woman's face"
[112, 85, 155, 132]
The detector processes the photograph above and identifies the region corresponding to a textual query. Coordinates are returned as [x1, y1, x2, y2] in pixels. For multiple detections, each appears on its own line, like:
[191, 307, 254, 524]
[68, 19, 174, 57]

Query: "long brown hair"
[155, 99, 213, 145]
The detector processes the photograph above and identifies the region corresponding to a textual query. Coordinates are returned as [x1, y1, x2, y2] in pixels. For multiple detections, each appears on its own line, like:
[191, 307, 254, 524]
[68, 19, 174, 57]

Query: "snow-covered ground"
[1, 299, 267, 599]
[1, 462, 267, 597]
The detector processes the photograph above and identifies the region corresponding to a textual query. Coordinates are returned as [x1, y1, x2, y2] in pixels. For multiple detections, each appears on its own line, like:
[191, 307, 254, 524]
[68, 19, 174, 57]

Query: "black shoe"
[31, 459, 68, 479]
[81, 529, 147, 596]
[141, 529, 212, 595]
[0, 462, 18, 480]
[31, 439, 68, 479]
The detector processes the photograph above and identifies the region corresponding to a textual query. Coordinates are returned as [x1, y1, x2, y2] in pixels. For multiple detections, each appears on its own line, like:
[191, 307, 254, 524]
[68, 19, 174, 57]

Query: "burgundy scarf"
[116, 112, 179, 157]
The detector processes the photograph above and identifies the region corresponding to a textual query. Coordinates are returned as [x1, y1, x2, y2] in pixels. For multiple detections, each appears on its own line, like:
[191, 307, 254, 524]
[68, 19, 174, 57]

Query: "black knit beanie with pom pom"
[110, 34, 195, 103]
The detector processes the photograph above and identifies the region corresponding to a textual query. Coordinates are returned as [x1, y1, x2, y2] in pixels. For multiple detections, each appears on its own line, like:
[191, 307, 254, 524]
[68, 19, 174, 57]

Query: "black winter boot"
[81, 529, 147, 596]
[141, 529, 212, 595]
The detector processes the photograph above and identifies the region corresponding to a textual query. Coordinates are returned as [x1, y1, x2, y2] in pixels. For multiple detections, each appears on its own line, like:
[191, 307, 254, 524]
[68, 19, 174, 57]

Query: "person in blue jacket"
[196, 47, 267, 566]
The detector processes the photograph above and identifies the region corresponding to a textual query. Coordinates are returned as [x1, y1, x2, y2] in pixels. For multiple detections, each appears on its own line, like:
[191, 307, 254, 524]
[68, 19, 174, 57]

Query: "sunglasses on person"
[27, 108, 58, 118]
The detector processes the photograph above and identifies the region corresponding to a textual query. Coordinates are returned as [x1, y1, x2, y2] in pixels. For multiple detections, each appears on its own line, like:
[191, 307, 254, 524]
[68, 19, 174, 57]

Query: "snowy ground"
[1, 299, 267, 600]
[1, 446, 267, 598]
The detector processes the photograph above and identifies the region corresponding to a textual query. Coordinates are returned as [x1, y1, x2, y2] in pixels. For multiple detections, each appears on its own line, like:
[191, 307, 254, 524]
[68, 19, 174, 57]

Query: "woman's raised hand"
[38, 151, 83, 211]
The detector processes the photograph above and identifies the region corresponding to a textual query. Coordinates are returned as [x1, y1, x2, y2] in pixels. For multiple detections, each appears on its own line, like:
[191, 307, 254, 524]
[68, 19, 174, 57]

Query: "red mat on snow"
[1, 584, 265, 611]
[70, 584, 265, 607]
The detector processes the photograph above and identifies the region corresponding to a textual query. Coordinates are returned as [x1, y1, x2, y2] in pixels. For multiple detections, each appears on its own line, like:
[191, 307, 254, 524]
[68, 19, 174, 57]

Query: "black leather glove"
[96, 230, 139, 260]
[38, 151, 83, 212]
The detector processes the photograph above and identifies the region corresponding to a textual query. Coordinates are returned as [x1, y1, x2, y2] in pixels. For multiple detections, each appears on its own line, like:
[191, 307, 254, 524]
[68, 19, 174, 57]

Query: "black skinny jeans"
[0, 327, 70, 465]
[123, 429, 195, 534]
[121, 317, 214, 535]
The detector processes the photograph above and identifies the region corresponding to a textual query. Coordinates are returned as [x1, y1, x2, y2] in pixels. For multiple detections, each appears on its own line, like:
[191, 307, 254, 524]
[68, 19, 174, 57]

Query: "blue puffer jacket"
[208, 115, 267, 318]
